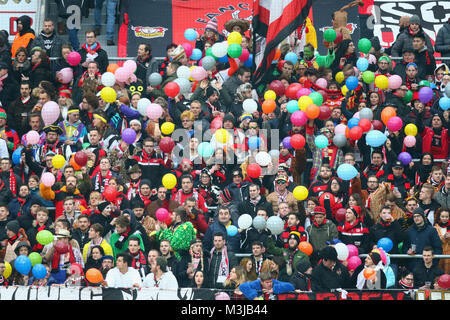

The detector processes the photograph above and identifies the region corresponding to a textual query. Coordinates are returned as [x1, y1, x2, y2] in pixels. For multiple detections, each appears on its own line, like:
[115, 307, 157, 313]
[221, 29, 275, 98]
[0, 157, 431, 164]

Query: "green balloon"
[36, 230, 54, 246]
[419, 80, 430, 87]
[403, 90, 413, 103]
[28, 252, 42, 266]
[315, 55, 326, 67]
[309, 91, 323, 106]
[227, 43, 242, 58]
[398, 242, 403, 253]
[358, 38, 372, 54]
[362, 70, 375, 84]
[205, 47, 217, 60]
[82, 142, 90, 150]
[323, 28, 337, 42]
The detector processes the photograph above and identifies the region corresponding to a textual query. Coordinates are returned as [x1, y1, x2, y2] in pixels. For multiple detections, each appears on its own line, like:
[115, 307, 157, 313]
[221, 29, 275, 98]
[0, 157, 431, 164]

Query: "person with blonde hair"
[223, 265, 248, 300]
[240, 257, 257, 281]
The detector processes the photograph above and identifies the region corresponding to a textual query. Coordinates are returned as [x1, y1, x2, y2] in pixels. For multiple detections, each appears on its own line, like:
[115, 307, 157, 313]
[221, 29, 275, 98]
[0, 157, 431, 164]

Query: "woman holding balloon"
[416, 111, 450, 160]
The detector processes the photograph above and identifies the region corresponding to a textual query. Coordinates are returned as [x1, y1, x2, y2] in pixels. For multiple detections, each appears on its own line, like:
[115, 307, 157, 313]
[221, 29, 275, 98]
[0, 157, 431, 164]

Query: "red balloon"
[318, 105, 332, 120]
[334, 31, 343, 45]
[438, 274, 450, 289]
[317, 90, 328, 103]
[159, 137, 175, 154]
[69, 263, 83, 276]
[277, 60, 286, 72]
[372, 120, 384, 131]
[335, 207, 347, 223]
[103, 185, 117, 202]
[54, 240, 69, 254]
[74, 151, 87, 167]
[247, 163, 261, 178]
[349, 126, 363, 140]
[210, 117, 223, 134]
[269, 80, 286, 97]
[286, 83, 302, 100]
[164, 216, 172, 226]
[291, 134, 306, 149]
[164, 81, 180, 98]
[319, 192, 335, 208]
[358, 118, 372, 132]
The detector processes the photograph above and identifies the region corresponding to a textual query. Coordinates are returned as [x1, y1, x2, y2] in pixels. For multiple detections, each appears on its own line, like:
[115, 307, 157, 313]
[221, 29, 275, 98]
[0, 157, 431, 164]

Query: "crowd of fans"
[0, 8, 449, 301]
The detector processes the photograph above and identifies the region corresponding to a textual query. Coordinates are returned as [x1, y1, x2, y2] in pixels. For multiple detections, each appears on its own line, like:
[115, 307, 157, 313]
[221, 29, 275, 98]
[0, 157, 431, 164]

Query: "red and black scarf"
[8, 168, 17, 196]
[438, 221, 450, 229]
[8, 234, 19, 245]
[127, 179, 141, 200]
[32, 224, 47, 252]
[95, 170, 112, 193]
[130, 250, 147, 269]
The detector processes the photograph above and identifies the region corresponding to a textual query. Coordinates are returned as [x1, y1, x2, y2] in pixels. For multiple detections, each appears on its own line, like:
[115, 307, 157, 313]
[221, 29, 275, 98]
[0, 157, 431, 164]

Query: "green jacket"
[110, 231, 144, 259]
[306, 220, 339, 252]
[267, 237, 309, 272]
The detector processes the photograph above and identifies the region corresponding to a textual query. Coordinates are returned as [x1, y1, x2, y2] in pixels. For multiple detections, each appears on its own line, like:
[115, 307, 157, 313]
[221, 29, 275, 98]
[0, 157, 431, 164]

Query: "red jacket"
[171, 189, 208, 214]
[421, 127, 449, 160]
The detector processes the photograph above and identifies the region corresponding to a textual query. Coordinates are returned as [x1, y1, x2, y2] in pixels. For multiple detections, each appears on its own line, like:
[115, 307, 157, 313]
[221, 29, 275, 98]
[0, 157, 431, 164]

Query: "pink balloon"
[181, 43, 193, 58]
[155, 208, 169, 222]
[335, 124, 348, 135]
[146, 103, 163, 120]
[57, 68, 73, 84]
[347, 256, 362, 271]
[115, 67, 129, 82]
[290, 110, 307, 126]
[67, 52, 81, 66]
[377, 247, 388, 265]
[296, 88, 311, 99]
[367, 54, 377, 65]
[347, 244, 359, 258]
[387, 116, 403, 132]
[239, 48, 250, 61]
[26, 130, 40, 145]
[388, 75, 402, 90]
[353, 112, 360, 119]
[41, 101, 60, 126]
[404, 135, 416, 148]
[316, 78, 327, 88]
[123, 60, 137, 74]
[215, 292, 231, 300]
[41, 172, 55, 187]
[191, 66, 207, 81]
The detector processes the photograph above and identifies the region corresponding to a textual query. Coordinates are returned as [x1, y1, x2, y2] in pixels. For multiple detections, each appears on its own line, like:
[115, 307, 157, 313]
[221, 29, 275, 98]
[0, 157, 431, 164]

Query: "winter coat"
[11, 16, 35, 57]
[337, 219, 371, 254]
[266, 237, 310, 274]
[311, 260, 351, 291]
[306, 220, 339, 252]
[266, 191, 299, 214]
[239, 279, 294, 300]
[404, 223, 442, 258]
[434, 188, 450, 208]
[203, 220, 240, 253]
[369, 220, 405, 254]
[31, 31, 64, 58]
[29, 58, 53, 89]
[205, 246, 238, 289]
[237, 195, 273, 218]
[414, 261, 444, 288]
[435, 23, 450, 57]
[434, 224, 450, 273]
[289, 271, 312, 291]
[391, 27, 434, 58]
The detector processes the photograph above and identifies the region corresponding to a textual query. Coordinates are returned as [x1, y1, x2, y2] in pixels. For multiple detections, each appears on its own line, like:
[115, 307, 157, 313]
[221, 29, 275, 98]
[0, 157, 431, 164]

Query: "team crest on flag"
[131, 26, 168, 39]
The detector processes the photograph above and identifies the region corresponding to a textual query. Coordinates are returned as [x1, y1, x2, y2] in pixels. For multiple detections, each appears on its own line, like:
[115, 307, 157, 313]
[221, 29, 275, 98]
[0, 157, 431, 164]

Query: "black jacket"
[237, 195, 273, 218]
[289, 271, 312, 291]
[413, 261, 444, 288]
[311, 261, 351, 291]
[369, 220, 405, 254]
[72, 228, 90, 250]
[29, 58, 53, 89]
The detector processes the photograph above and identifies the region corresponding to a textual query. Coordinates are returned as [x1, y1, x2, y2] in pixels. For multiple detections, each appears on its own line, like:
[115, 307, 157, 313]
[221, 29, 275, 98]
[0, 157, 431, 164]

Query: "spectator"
[135, 43, 159, 87]
[79, 30, 109, 74]
[32, 19, 63, 58]
[11, 16, 35, 57]
[82, 222, 113, 263]
[239, 271, 294, 300]
[433, 208, 450, 273]
[311, 246, 351, 291]
[306, 206, 339, 259]
[435, 18, 450, 58]
[103, 252, 142, 288]
[413, 246, 444, 289]
[289, 260, 313, 291]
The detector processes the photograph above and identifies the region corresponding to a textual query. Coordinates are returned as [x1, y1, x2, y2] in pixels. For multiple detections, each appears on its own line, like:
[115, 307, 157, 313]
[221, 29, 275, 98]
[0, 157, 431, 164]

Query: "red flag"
[253, 0, 314, 84]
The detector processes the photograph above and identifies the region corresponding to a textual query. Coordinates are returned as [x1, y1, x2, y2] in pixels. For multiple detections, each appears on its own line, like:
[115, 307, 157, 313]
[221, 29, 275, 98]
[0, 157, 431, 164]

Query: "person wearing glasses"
[267, 175, 299, 215]
[79, 30, 109, 74]
[58, 105, 87, 153]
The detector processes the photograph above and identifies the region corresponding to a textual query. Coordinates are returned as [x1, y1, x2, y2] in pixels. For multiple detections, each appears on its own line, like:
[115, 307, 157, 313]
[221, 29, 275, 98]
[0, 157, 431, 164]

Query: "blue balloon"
[356, 57, 369, 72]
[15, 255, 32, 275]
[190, 48, 202, 61]
[227, 225, 238, 237]
[198, 142, 214, 157]
[347, 117, 360, 129]
[217, 55, 229, 63]
[336, 163, 358, 181]
[346, 76, 359, 91]
[248, 136, 260, 149]
[32, 263, 47, 280]
[184, 28, 197, 41]
[366, 130, 387, 147]
[314, 135, 329, 149]
[287, 100, 299, 113]
[284, 52, 298, 64]
[377, 237, 394, 252]
[12, 147, 23, 165]
[244, 54, 253, 68]
[439, 97, 450, 111]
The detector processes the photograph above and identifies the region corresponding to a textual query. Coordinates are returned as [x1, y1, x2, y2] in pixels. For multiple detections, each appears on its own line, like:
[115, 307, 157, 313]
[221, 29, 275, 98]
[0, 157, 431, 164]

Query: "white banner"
[0, 0, 41, 41]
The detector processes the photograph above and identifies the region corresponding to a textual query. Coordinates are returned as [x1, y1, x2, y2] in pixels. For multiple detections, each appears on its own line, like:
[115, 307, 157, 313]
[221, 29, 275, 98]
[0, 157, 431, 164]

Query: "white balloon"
[101, 72, 116, 87]
[253, 216, 266, 231]
[174, 77, 191, 94]
[243, 99, 257, 114]
[268, 149, 280, 158]
[211, 42, 227, 58]
[238, 214, 253, 230]
[137, 98, 151, 116]
[255, 151, 271, 167]
[176, 66, 191, 79]
[335, 242, 349, 261]
[266, 216, 284, 235]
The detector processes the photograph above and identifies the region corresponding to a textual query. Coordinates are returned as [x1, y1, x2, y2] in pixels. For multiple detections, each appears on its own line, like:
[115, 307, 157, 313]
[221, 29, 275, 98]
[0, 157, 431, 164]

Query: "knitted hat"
[0, 62, 9, 71]
[169, 45, 187, 63]
[413, 207, 426, 218]
[0, 108, 7, 119]
[59, 87, 72, 98]
[205, 17, 219, 33]
[206, 86, 218, 98]
[100, 255, 114, 262]
[223, 113, 235, 126]
[409, 14, 421, 25]
[320, 246, 338, 261]
[6, 220, 20, 234]
[295, 260, 311, 274]
[129, 119, 141, 127]
[240, 113, 253, 122]
[313, 206, 326, 215]
[131, 198, 145, 209]
[97, 201, 110, 213]
[140, 179, 152, 188]
[369, 250, 382, 265]
[349, 205, 362, 218]
[289, 231, 301, 244]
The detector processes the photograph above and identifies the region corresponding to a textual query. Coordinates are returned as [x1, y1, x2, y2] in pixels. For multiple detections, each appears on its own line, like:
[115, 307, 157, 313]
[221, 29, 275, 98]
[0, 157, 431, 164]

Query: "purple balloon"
[122, 128, 136, 144]
[282, 136, 292, 149]
[418, 86, 433, 104]
[398, 152, 412, 165]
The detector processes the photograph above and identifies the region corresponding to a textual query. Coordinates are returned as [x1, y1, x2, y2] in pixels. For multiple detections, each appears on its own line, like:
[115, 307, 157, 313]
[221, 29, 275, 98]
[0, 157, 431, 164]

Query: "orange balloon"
[69, 155, 82, 171]
[262, 99, 276, 114]
[363, 267, 376, 279]
[299, 76, 307, 84]
[273, 48, 281, 61]
[298, 241, 313, 256]
[305, 104, 320, 119]
[86, 268, 104, 283]
[381, 107, 397, 125]
[107, 63, 120, 74]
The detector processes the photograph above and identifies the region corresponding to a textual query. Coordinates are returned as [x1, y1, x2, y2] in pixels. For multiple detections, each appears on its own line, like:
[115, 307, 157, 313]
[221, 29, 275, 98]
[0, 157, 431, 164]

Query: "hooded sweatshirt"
[11, 16, 35, 57]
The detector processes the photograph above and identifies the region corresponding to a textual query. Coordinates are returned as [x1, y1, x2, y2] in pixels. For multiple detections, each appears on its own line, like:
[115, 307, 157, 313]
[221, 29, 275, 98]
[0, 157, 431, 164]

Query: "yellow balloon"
[335, 71, 344, 83]
[162, 173, 177, 189]
[293, 186, 309, 201]
[341, 85, 349, 96]
[189, 66, 196, 81]
[298, 96, 313, 112]
[100, 87, 117, 103]
[375, 75, 389, 89]
[52, 154, 65, 169]
[227, 31, 242, 45]
[4, 261, 11, 278]
[404, 123, 417, 136]
[161, 122, 175, 135]
[215, 128, 229, 144]
[264, 90, 276, 101]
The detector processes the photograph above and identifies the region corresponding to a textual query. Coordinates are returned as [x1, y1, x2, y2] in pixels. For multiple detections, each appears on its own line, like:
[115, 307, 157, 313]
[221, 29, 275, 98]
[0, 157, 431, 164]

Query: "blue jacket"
[404, 223, 442, 255]
[239, 279, 294, 300]
[203, 220, 240, 253]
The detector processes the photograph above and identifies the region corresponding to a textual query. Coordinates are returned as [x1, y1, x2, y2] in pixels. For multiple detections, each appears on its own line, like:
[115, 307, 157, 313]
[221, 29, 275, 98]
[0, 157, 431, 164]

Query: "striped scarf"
[8, 168, 16, 196]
